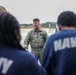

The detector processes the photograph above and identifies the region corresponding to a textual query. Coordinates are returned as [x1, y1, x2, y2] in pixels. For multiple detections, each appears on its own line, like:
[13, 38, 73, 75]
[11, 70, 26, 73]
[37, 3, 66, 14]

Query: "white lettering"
[70, 37, 76, 47]
[0, 57, 13, 74]
[54, 39, 62, 51]
[54, 37, 76, 52]
[62, 38, 70, 49]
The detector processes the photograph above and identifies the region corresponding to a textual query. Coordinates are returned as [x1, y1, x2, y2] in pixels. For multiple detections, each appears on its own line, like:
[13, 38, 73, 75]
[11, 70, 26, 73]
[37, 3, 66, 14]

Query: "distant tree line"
[20, 22, 57, 28]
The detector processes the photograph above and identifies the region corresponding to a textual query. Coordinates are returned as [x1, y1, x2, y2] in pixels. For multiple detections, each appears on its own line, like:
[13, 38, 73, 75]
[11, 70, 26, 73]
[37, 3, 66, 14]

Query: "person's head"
[0, 12, 24, 50]
[57, 11, 76, 30]
[33, 18, 40, 29]
[0, 6, 7, 13]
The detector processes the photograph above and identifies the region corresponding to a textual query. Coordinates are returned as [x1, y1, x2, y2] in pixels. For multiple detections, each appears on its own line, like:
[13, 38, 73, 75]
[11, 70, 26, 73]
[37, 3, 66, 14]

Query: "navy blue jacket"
[0, 43, 47, 75]
[41, 30, 76, 75]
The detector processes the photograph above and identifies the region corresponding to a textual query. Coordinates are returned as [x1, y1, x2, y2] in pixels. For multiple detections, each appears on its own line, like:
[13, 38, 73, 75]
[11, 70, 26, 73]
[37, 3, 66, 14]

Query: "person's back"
[42, 30, 76, 75]
[0, 43, 47, 75]
[0, 12, 47, 75]
[41, 11, 76, 75]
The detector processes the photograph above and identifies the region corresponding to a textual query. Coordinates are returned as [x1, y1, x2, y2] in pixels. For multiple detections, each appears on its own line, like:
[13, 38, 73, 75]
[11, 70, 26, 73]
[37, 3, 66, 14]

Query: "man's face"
[33, 21, 40, 29]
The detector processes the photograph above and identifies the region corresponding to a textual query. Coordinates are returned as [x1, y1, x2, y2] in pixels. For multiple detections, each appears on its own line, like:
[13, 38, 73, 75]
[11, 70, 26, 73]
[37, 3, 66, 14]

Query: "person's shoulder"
[40, 28, 45, 31]
[15, 49, 35, 62]
[40, 28, 47, 33]
[18, 50, 47, 75]
[17, 49, 34, 58]
[48, 31, 61, 41]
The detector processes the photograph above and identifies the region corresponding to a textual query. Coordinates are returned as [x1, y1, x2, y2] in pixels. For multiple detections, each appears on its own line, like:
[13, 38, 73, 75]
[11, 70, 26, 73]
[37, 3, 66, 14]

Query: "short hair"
[0, 12, 24, 50]
[0, 6, 7, 13]
[57, 11, 76, 27]
[33, 18, 40, 22]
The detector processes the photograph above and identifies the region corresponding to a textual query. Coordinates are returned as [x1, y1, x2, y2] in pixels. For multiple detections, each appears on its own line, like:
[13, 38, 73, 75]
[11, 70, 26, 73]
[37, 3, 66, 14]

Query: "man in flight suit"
[24, 18, 48, 63]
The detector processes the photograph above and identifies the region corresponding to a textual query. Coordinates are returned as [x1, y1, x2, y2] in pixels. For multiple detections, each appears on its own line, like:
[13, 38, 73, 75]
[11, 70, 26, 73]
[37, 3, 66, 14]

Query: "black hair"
[0, 12, 25, 50]
[33, 18, 40, 22]
[57, 11, 76, 27]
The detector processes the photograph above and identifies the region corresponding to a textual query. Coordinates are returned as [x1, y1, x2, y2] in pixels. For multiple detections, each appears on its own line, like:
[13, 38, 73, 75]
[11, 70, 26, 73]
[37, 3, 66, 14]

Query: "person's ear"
[58, 25, 62, 30]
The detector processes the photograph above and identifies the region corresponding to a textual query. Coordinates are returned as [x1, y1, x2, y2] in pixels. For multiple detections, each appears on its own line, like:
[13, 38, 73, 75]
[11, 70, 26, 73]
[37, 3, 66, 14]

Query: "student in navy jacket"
[0, 12, 47, 75]
[41, 11, 76, 75]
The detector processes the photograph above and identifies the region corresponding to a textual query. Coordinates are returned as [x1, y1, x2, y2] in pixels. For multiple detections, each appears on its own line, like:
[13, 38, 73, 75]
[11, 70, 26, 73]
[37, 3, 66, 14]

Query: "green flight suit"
[24, 28, 48, 63]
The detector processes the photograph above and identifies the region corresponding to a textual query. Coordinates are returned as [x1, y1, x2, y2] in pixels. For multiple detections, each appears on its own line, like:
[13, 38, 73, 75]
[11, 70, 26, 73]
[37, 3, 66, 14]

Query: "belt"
[31, 47, 43, 51]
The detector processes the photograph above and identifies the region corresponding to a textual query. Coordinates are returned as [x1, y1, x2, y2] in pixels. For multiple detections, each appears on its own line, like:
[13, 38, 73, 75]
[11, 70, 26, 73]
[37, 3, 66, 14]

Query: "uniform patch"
[31, 32, 35, 36]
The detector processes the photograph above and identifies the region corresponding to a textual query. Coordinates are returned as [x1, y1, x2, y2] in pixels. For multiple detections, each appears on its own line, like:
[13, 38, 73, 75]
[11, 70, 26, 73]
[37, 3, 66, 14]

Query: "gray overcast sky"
[0, 0, 76, 23]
